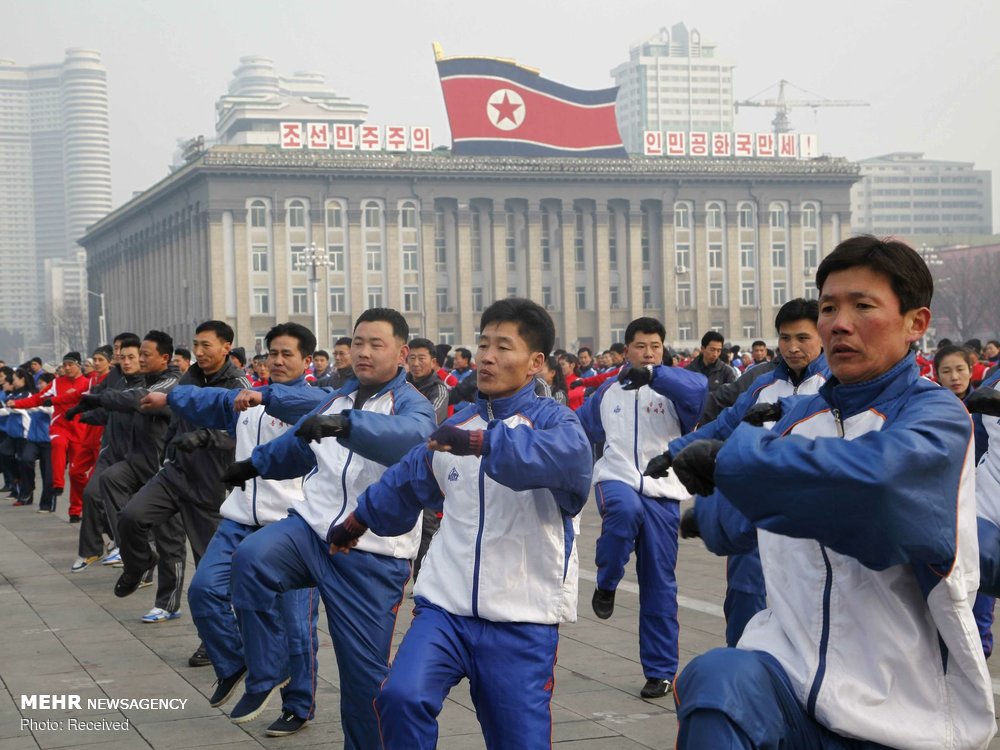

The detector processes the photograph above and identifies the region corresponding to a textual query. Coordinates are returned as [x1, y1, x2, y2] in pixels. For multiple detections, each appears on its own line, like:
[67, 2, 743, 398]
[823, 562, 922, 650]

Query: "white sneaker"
[102, 549, 123, 567]
[141, 608, 181, 623]
[71, 555, 101, 572]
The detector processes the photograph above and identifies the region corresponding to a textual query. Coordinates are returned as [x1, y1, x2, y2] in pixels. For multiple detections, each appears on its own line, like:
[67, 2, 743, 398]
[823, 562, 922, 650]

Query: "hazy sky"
[6, 0, 999, 223]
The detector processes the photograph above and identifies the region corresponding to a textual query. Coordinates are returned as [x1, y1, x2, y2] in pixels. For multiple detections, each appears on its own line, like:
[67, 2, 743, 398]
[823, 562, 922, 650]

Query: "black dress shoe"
[640, 678, 671, 699]
[189, 643, 212, 667]
[114, 553, 158, 598]
[592, 587, 615, 619]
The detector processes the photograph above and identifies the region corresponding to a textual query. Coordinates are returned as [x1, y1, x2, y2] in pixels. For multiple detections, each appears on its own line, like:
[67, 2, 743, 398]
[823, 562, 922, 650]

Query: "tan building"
[82, 147, 857, 353]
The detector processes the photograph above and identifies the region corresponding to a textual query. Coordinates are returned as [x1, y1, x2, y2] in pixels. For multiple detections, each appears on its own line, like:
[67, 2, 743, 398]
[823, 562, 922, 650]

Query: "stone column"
[593, 209, 611, 347]
[420, 209, 438, 338]
[455, 208, 474, 343]
[559, 205, 578, 347]
[346, 207, 364, 322]
[627, 208, 644, 321]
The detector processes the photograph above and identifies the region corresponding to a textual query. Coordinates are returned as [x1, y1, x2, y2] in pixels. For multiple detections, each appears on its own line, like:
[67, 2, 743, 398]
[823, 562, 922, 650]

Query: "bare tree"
[930, 250, 1000, 342]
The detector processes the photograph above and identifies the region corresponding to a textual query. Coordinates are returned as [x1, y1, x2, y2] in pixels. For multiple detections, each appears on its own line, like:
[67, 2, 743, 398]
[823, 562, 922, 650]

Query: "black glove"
[672, 439, 724, 497]
[967, 388, 1000, 417]
[643, 450, 673, 478]
[173, 429, 211, 453]
[42, 397, 53, 407]
[295, 413, 350, 443]
[617, 365, 653, 391]
[679, 508, 701, 539]
[220, 459, 259, 490]
[327, 511, 368, 549]
[429, 424, 487, 456]
[570, 379, 584, 390]
[64, 405, 84, 421]
[743, 401, 783, 426]
[79, 392, 102, 409]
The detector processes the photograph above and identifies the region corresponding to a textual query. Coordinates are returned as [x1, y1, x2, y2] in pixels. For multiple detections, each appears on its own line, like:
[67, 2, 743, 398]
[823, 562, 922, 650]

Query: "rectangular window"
[470, 213, 482, 272]
[710, 281, 724, 307]
[678, 322, 693, 340]
[741, 282, 756, 307]
[739, 205, 754, 229]
[576, 286, 587, 309]
[771, 243, 786, 267]
[436, 287, 449, 313]
[439, 328, 456, 346]
[641, 219, 651, 270]
[367, 286, 384, 309]
[507, 286, 518, 299]
[611, 326, 625, 344]
[402, 243, 419, 272]
[326, 205, 343, 228]
[676, 282, 692, 308]
[543, 286, 554, 309]
[708, 244, 723, 269]
[253, 288, 270, 315]
[506, 213, 518, 269]
[540, 213, 551, 268]
[327, 244, 344, 272]
[251, 245, 268, 272]
[675, 244, 691, 270]
[608, 219, 618, 266]
[804, 282, 818, 301]
[472, 287, 484, 312]
[711, 321, 725, 335]
[403, 286, 419, 312]
[366, 246, 382, 272]
[803, 242, 819, 269]
[329, 288, 345, 313]
[575, 213, 585, 270]
[743, 323, 757, 339]
[290, 245, 306, 272]
[435, 212, 447, 270]
[772, 282, 787, 307]
[251, 204, 267, 228]
[610, 286, 620, 309]
[740, 243, 754, 269]
[292, 287, 309, 314]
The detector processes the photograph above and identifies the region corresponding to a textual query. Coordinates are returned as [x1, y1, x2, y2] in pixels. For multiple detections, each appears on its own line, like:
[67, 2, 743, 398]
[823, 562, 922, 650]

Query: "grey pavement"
[2, 497, 1000, 749]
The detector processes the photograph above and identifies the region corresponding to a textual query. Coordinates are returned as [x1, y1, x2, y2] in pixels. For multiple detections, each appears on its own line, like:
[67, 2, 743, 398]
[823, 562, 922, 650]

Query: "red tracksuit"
[77, 371, 107, 484]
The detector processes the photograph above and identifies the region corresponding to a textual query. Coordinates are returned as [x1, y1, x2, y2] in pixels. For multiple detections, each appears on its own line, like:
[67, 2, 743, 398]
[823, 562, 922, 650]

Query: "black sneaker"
[209, 666, 247, 707]
[114, 553, 158, 598]
[69, 515, 81, 524]
[640, 678, 671, 699]
[230, 678, 289, 725]
[265, 710, 308, 737]
[592, 587, 615, 619]
[189, 643, 212, 667]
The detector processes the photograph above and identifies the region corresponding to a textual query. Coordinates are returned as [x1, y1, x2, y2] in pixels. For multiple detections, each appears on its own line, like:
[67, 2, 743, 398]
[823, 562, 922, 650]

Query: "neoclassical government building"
[82, 147, 858, 353]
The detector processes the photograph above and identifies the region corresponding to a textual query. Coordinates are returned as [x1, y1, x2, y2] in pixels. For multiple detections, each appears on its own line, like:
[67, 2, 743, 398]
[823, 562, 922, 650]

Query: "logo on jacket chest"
[448, 467, 459, 482]
[645, 402, 665, 415]
[613, 405, 622, 414]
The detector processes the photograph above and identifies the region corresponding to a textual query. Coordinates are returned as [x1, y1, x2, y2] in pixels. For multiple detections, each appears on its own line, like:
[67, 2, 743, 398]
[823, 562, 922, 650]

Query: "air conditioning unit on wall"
[675, 265, 689, 274]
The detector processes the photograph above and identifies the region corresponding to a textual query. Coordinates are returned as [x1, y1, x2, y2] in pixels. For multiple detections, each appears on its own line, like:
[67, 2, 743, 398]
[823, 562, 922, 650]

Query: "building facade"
[0, 48, 111, 352]
[851, 152, 992, 237]
[612, 24, 736, 155]
[82, 148, 857, 353]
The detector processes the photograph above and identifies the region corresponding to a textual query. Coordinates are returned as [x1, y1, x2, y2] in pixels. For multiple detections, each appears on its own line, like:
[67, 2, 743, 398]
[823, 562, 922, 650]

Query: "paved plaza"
[2, 496, 1000, 749]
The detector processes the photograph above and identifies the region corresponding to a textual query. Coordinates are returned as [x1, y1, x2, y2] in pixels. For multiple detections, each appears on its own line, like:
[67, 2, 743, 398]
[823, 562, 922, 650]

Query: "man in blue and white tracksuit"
[657, 299, 827, 647]
[220, 308, 436, 748]
[669, 237, 995, 749]
[167, 323, 324, 737]
[576, 316, 707, 699]
[327, 299, 593, 750]
[969, 369, 1000, 648]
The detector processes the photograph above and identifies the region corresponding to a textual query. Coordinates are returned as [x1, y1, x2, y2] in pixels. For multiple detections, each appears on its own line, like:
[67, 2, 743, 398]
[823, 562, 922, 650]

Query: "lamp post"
[87, 289, 108, 345]
[295, 243, 330, 342]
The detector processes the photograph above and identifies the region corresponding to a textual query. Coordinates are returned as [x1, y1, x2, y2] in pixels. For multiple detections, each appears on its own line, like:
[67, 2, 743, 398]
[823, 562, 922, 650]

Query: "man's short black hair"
[774, 298, 819, 331]
[816, 235, 932, 313]
[479, 298, 554, 355]
[195, 320, 236, 344]
[113, 332, 138, 345]
[334, 337, 352, 348]
[409, 338, 436, 357]
[30, 356, 42, 365]
[173, 347, 191, 362]
[937, 338, 953, 349]
[751, 340, 767, 349]
[354, 308, 408, 342]
[266, 322, 316, 357]
[964, 339, 983, 354]
[118, 335, 141, 351]
[701, 331, 725, 348]
[143, 330, 174, 358]
[610, 342, 626, 355]
[624, 317, 666, 345]
[577, 346, 593, 357]
[454, 347, 472, 362]
[314, 349, 329, 360]
[987, 340, 1000, 350]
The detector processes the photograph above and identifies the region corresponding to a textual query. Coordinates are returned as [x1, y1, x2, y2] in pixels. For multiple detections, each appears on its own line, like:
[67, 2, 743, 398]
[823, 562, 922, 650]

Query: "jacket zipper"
[250, 409, 264, 526]
[807, 406, 844, 715]
[472, 399, 494, 617]
[633, 390, 643, 495]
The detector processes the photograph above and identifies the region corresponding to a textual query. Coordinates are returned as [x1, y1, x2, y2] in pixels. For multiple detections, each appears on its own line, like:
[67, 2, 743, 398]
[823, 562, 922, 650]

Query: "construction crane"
[735, 79, 869, 134]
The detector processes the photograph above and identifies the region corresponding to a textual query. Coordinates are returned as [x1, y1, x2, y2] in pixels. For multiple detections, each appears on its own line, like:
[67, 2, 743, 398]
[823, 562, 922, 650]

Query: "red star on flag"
[491, 92, 522, 125]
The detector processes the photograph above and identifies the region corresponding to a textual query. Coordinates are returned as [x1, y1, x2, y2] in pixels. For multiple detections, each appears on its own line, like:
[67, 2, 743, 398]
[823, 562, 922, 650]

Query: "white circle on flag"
[487, 89, 525, 131]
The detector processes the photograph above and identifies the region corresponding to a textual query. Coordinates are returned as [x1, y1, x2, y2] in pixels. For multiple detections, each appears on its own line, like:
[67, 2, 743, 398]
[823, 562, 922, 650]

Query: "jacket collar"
[268, 374, 308, 388]
[775, 352, 828, 386]
[339, 366, 407, 402]
[476, 380, 537, 421]
[189, 359, 244, 387]
[819, 352, 918, 420]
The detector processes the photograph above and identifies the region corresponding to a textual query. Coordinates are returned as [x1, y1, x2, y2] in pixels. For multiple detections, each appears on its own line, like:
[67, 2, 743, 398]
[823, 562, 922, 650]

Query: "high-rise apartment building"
[851, 152, 992, 237]
[0, 48, 111, 352]
[612, 24, 735, 154]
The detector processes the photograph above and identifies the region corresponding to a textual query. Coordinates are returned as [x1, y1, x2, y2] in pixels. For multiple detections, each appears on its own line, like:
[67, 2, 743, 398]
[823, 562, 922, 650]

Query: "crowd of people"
[3, 234, 1000, 748]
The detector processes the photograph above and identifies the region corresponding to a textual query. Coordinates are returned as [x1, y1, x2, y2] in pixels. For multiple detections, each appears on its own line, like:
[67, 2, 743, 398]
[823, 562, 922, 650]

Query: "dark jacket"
[699, 358, 780, 425]
[79, 367, 145, 464]
[685, 355, 737, 395]
[407, 371, 450, 424]
[161, 360, 251, 509]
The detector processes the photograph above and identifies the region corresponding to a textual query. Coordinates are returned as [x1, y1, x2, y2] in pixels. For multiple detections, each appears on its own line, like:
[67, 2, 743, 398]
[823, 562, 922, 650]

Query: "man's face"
[818, 266, 929, 385]
[352, 321, 406, 386]
[138, 341, 168, 374]
[777, 319, 823, 376]
[171, 354, 190, 373]
[267, 335, 309, 383]
[625, 332, 663, 369]
[313, 354, 329, 373]
[112, 341, 122, 363]
[701, 340, 723, 366]
[609, 350, 624, 366]
[333, 345, 351, 370]
[578, 350, 593, 369]
[986, 342, 1000, 360]
[92, 354, 111, 376]
[119, 347, 141, 375]
[406, 347, 436, 380]
[476, 321, 543, 399]
[29, 362, 41, 373]
[62, 360, 81, 379]
[454, 351, 469, 369]
[752, 343, 768, 363]
[193, 331, 232, 375]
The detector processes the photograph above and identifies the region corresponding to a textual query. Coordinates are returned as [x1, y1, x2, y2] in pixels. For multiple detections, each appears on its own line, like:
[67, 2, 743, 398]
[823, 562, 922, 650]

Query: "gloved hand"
[672, 439, 724, 497]
[327, 511, 368, 552]
[42, 397, 53, 408]
[617, 365, 653, 391]
[428, 423, 487, 456]
[967, 388, 1000, 417]
[64, 405, 84, 421]
[570, 379, 584, 390]
[679, 507, 701, 539]
[173, 429, 210, 453]
[643, 450, 673, 478]
[295, 413, 350, 443]
[743, 401, 783, 426]
[79, 392, 103, 409]
[220, 459, 259, 490]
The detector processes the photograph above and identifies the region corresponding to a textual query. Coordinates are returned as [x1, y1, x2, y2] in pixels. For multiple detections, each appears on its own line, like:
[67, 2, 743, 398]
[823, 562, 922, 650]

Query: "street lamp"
[295, 243, 331, 342]
[87, 289, 108, 345]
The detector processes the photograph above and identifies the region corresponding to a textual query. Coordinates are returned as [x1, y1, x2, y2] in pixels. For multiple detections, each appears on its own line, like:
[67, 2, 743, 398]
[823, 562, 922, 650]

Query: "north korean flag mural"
[434, 44, 627, 158]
